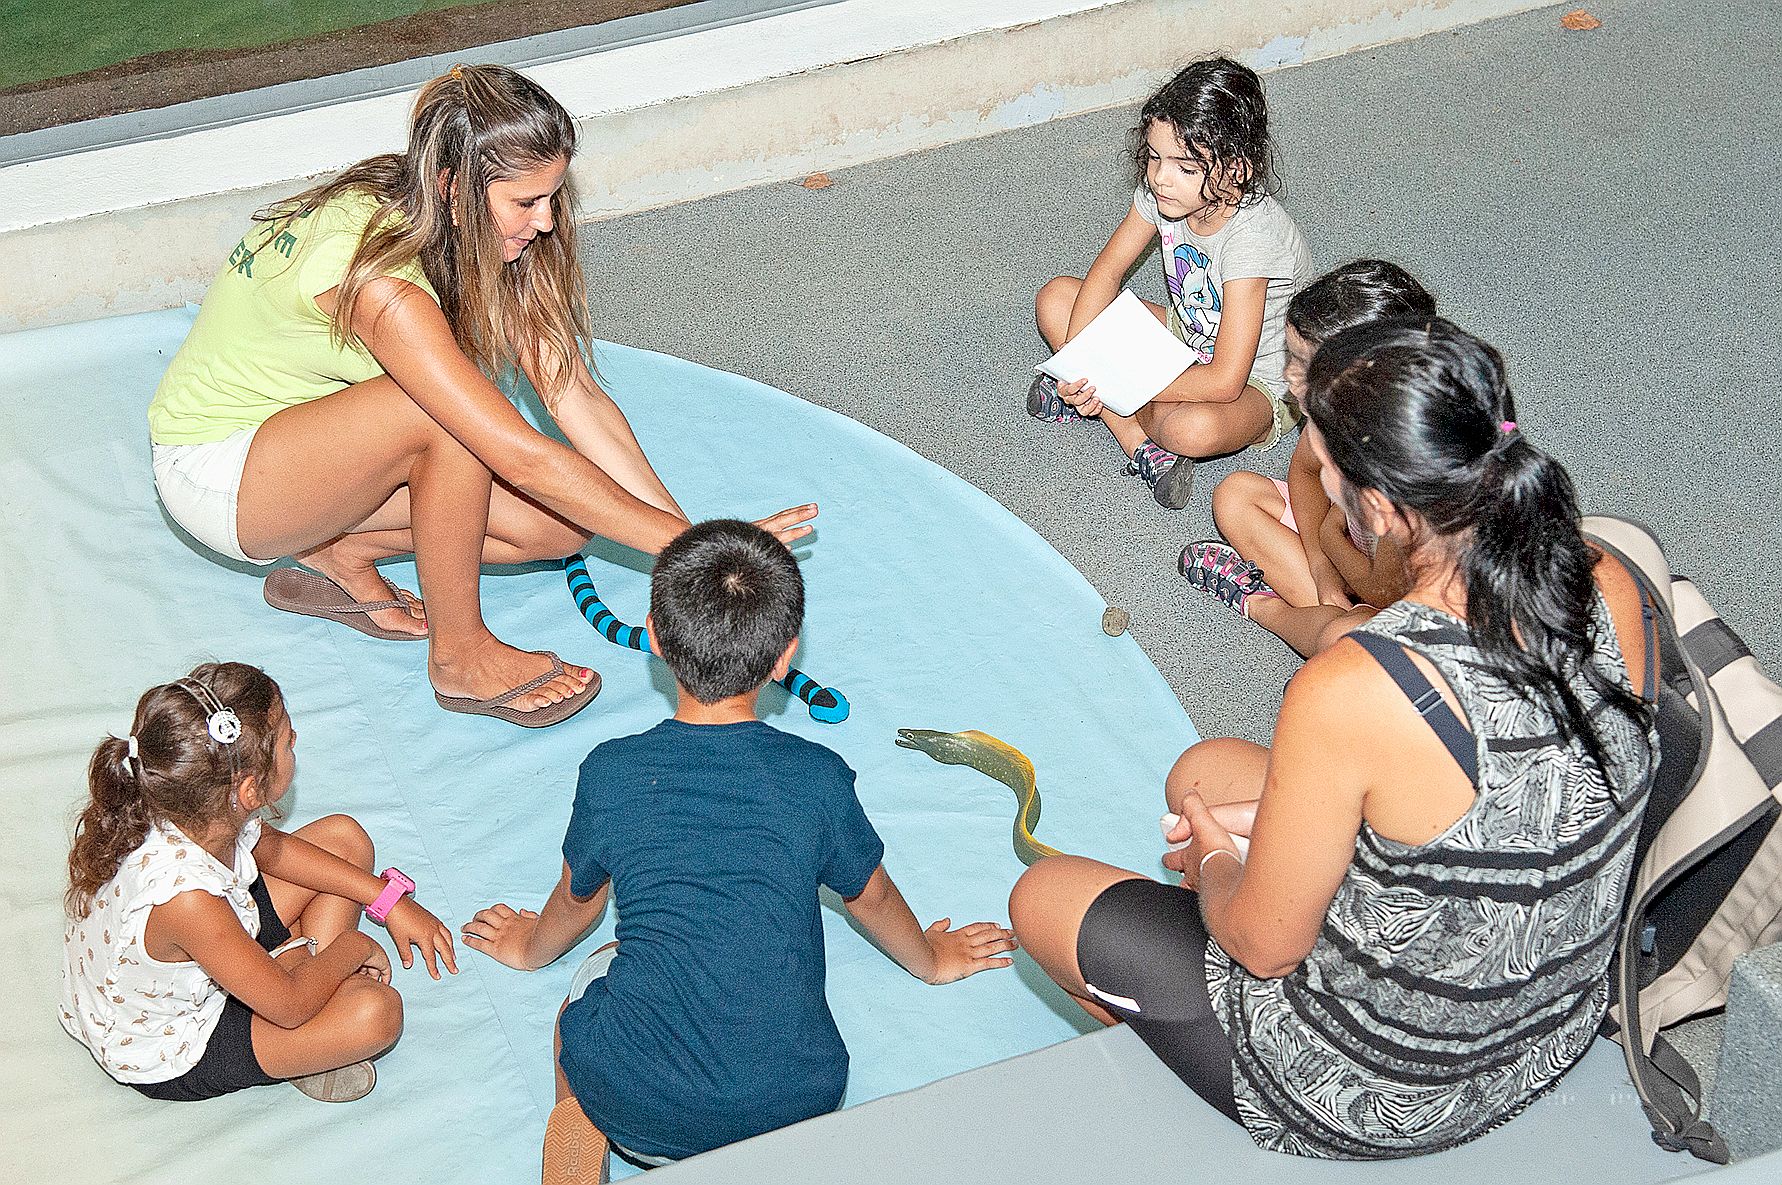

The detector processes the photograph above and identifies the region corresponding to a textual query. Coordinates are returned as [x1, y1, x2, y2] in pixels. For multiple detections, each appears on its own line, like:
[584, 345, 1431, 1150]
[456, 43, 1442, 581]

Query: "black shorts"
[1075, 877, 1241, 1124]
[130, 876, 290, 1102]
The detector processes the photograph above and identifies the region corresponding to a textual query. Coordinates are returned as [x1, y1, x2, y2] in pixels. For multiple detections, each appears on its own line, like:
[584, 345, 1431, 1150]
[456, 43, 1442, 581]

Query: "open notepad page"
[1035, 290, 1199, 417]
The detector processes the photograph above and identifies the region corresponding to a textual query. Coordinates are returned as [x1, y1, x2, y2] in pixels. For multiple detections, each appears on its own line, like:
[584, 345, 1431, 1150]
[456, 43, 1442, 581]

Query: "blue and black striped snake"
[564, 556, 850, 724]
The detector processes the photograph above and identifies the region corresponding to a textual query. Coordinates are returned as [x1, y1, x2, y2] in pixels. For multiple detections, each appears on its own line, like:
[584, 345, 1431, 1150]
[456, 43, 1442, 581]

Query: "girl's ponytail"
[67, 738, 156, 917]
[66, 664, 286, 919]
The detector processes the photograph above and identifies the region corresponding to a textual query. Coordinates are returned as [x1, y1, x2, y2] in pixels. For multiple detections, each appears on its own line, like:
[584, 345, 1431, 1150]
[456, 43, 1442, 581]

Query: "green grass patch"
[0, 0, 492, 90]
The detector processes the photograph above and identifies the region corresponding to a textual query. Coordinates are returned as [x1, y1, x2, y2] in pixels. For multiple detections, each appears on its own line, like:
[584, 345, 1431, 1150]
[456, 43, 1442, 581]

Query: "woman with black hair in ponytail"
[1011, 318, 1659, 1157]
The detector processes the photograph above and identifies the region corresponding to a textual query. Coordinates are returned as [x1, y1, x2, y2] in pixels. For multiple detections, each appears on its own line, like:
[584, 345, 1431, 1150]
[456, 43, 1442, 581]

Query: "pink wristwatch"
[365, 867, 415, 923]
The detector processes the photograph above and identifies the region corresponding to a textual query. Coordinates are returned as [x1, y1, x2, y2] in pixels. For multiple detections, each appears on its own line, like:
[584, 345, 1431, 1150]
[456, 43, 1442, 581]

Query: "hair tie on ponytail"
[112, 733, 141, 778]
[1499, 420, 1517, 434]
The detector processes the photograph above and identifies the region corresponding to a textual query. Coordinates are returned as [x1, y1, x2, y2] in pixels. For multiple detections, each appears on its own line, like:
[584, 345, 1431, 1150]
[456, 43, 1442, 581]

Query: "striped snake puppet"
[564, 556, 850, 724]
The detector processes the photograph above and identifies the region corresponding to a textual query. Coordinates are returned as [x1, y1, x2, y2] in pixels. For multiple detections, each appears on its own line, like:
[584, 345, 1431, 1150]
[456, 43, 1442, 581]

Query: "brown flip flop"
[543, 1096, 610, 1185]
[289, 1059, 375, 1103]
[433, 653, 601, 728]
[264, 568, 428, 642]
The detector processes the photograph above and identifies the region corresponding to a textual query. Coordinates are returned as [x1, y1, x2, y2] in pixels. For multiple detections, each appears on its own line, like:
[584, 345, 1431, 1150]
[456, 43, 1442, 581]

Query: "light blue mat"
[0, 307, 1197, 1182]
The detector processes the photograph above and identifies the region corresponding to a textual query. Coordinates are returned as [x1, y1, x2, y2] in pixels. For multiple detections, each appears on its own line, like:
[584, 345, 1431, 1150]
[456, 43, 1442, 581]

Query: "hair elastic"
[1199, 847, 1243, 878]
[1499, 420, 1518, 434]
[112, 733, 141, 778]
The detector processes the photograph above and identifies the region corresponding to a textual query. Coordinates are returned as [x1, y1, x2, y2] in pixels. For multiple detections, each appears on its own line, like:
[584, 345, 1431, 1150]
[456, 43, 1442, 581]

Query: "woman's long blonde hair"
[260, 64, 590, 403]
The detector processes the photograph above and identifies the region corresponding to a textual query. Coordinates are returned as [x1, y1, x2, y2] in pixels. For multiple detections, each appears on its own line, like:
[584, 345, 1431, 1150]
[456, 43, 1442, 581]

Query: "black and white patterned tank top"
[1206, 593, 1656, 1158]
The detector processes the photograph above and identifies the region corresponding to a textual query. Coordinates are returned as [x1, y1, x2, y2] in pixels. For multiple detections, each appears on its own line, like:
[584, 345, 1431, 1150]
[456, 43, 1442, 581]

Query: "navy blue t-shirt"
[556, 719, 885, 1160]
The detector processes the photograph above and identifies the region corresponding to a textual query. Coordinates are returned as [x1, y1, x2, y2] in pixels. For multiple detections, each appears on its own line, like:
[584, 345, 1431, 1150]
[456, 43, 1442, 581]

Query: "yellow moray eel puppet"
[895, 729, 1061, 865]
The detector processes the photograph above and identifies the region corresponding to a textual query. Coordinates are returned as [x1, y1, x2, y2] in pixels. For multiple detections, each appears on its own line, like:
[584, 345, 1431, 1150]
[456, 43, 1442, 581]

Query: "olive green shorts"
[1166, 306, 1300, 451]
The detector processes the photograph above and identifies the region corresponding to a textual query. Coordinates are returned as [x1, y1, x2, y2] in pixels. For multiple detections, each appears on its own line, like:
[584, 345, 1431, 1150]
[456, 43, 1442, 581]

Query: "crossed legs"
[1210, 472, 1390, 656]
[1035, 276, 1275, 459]
[252, 815, 403, 1078]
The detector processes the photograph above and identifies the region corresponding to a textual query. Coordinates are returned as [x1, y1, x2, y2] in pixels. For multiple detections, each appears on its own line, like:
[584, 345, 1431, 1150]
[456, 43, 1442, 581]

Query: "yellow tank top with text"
[147, 191, 439, 445]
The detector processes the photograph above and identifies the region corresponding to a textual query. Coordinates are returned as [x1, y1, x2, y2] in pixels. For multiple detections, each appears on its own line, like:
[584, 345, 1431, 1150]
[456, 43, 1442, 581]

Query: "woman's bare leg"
[237, 377, 588, 710]
[1165, 737, 1270, 817]
[1014, 739, 1276, 1026]
[1008, 856, 1149, 1026]
[347, 480, 596, 570]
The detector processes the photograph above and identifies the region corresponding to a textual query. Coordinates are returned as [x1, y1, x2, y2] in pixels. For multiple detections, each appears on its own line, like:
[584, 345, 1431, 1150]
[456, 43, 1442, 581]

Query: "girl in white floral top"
[61, 662, 456, 1102]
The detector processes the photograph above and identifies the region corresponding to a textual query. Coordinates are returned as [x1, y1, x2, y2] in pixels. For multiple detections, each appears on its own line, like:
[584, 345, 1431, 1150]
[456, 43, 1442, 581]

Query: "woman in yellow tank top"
[148, 65, 814, 726]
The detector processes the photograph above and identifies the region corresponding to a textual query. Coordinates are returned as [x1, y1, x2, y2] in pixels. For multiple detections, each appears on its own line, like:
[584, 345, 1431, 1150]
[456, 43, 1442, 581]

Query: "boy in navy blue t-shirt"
[464, 520, 1016, 1174]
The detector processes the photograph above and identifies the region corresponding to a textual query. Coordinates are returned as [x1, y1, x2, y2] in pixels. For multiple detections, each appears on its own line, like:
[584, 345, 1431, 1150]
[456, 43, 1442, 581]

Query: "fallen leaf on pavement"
[1561, 10, 1602, 30]
[801, 172, 833, 189]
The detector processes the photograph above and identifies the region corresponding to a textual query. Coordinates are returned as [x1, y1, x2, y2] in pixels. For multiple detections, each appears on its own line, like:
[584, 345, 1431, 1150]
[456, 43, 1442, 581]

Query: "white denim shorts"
[151, 427, 276, 566]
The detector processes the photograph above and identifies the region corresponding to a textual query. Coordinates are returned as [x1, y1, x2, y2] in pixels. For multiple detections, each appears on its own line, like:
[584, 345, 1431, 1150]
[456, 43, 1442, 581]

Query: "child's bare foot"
[297, 539, 428, 638]
[429, 637, 593, 713]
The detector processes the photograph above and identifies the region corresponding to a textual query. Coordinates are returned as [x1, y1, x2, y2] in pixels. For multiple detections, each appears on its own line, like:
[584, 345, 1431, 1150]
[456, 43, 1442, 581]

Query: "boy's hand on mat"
[920, 919, 1018, 985]
[461, 903, 544, 971]
[754, 504, 819, 548]
[386, 899, 459, 980]
[1059, 377, 1104, 418]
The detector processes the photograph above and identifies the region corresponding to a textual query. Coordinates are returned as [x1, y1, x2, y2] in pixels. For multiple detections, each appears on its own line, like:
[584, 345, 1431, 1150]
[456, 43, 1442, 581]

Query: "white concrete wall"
[0, 0, 1553, 330]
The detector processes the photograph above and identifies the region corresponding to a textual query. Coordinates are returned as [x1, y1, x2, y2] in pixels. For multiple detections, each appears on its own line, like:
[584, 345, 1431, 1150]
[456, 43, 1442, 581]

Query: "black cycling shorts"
[1075, 876, 1241, 1124]
[130, 876, 289, 1102]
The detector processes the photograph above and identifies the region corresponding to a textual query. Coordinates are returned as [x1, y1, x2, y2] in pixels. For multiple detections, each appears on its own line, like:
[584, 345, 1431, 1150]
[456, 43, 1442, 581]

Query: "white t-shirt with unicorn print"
[1133, 186, 1311, 399]
[60, 816, 264, 1083]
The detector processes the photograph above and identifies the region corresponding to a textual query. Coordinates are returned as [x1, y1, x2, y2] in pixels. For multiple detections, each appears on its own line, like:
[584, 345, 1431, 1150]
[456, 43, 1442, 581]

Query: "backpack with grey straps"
[1584, 515, 1782, 1164]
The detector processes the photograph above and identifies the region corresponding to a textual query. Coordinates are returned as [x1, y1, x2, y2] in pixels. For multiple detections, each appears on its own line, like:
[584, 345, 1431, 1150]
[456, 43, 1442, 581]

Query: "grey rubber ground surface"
[581, 0, 1780, 748]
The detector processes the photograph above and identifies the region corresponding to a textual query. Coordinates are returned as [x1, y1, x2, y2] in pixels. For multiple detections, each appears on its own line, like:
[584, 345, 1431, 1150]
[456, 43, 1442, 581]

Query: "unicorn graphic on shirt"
[1164, 238, 1220, 363]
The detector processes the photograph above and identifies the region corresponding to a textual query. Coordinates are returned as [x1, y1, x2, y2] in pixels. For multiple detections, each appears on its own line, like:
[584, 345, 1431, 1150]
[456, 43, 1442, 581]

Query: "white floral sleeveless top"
[59, 817, 263, 1083]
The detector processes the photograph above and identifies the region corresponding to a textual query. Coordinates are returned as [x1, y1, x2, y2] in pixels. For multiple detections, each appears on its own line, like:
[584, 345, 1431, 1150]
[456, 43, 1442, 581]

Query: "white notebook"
[1035, 290, 1198, 417]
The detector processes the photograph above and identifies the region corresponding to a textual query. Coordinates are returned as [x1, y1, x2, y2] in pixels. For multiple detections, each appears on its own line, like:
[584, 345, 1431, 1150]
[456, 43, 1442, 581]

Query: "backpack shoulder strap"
[1583, 514, 1674, 611]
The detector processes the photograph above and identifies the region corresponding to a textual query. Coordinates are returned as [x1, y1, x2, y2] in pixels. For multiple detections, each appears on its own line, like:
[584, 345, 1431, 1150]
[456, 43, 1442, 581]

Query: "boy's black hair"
[1287, 260, 1437, 346]
[1132, 56, 1279, 206]
[649, 519, 805, 705]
